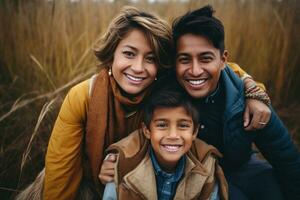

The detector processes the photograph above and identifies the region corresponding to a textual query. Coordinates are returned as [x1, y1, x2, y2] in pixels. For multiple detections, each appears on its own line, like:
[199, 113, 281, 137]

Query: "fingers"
[99, 166, 115, 184]
[256, 109, 271, 128]
[244, 108, 271, 131]
[105, 154, 117, 162]
[99, 173, 114, 184]
[243, 106, 250, 128]
[98, 154, 117, 185]
[244, 99, 271, 131]
[245, 109, 262, 131]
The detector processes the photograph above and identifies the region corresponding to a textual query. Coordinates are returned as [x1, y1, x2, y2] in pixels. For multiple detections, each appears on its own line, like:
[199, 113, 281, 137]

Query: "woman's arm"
[227, 62, 266, 90]
[44, 80, 89, 200]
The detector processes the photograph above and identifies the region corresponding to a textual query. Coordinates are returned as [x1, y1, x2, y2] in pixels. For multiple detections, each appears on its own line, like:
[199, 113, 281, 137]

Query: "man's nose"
[190, 60, 204, 76]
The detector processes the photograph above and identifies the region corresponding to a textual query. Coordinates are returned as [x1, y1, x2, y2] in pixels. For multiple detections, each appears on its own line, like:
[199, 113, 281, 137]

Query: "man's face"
[176, 34, 227, 99]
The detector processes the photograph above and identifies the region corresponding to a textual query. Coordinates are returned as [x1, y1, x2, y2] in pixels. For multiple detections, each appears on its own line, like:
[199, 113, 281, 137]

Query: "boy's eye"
[155, 122, 167, 128]
[123, 51, 135, 58]
[178, 122, 191, 129]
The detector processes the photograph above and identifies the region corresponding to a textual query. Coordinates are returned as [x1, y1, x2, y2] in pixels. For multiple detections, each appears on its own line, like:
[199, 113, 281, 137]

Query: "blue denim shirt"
[150, 147, 185, 200]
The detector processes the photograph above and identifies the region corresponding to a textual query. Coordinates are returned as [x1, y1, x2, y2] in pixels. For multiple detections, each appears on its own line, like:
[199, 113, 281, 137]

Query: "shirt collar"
[150, 147, 185, 182]
[201, 79, 225, 104]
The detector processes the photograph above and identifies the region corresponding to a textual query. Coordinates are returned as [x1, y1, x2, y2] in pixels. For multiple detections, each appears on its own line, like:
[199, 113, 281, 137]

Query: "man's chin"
[186, 89, 208, 99]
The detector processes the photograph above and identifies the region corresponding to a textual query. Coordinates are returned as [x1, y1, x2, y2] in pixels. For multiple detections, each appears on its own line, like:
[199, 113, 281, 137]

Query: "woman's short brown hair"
[94, 6, 172, 76]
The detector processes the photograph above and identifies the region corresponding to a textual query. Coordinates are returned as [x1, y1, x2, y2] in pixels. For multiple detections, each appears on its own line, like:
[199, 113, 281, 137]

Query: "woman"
[22, 6, 270, 200]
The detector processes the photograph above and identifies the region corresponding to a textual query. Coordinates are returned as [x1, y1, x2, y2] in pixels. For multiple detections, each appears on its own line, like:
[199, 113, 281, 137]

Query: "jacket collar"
[123, 153, 157, 199]
[221, 65, 245, 120]
[123, 150, 211, 200]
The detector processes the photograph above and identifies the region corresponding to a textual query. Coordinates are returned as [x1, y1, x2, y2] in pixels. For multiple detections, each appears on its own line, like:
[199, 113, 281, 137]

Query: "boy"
[103, 88, 228, 200]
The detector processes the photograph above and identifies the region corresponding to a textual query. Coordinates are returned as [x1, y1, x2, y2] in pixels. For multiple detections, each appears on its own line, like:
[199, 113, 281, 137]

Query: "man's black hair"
[142, 84, 199, 133]
[172, 5, 225, 54]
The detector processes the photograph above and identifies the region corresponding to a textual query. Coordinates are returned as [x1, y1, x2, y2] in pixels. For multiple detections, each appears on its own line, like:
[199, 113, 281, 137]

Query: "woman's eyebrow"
[122, 45, 137, 51]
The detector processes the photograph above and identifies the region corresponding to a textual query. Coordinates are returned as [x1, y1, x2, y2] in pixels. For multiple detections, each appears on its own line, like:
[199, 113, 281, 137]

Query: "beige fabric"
[109, 131, 228, 200]
[15, 169, 45, 200]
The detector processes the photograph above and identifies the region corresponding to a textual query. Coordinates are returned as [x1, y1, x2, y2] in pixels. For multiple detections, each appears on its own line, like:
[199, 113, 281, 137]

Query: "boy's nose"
[168, 128, 180, 138]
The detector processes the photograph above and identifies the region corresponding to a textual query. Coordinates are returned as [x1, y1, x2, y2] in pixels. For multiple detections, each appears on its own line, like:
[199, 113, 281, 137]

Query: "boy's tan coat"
[107, 130, 228, 200]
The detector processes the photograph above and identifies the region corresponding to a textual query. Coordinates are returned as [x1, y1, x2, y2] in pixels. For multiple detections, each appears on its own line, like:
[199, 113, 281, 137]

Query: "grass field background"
[0, 0, 300, 199]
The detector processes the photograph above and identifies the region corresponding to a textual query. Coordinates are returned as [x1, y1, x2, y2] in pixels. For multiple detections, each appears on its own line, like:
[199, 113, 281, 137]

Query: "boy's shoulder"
[106, 129, 147, 158]
[189, 138, 223, 162]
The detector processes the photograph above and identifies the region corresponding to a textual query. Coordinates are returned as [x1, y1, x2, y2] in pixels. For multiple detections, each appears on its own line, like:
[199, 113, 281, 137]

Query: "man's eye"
[123, 51, 135, 58]
[201, 57, 213, 63]
[177, 57, 190, 64]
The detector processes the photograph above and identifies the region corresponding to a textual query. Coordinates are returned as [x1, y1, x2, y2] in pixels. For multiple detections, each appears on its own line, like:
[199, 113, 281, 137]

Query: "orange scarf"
[85, 68, 146, 188]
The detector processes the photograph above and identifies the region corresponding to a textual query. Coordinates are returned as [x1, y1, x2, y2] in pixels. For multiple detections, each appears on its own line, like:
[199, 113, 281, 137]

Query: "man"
[172, 5, 300, 199]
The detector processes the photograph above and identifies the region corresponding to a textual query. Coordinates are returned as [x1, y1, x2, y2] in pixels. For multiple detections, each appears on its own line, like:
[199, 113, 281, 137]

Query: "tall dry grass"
[0, 0, 299, 199]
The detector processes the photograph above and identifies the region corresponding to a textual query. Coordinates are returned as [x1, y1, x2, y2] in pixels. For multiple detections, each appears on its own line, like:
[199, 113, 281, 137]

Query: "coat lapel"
[123, 153, 158, 200]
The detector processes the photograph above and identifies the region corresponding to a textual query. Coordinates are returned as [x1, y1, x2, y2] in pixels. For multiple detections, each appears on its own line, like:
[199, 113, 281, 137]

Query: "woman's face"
[112, 29, 158, 95]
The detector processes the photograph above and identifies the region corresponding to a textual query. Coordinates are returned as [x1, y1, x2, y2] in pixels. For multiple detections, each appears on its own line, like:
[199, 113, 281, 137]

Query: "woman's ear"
[142, 122, 151, 139]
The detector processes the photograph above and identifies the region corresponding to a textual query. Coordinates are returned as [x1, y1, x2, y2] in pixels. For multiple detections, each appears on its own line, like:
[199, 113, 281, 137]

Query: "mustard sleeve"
[44, 80, 89, 200]
[227, 62, 266, 90]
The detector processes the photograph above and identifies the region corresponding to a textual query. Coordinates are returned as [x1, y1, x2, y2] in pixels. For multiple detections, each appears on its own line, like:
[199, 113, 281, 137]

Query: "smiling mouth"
[125, 74, 145, 83]
[161, 144, 182, 152]
[186, 78, 207, 87]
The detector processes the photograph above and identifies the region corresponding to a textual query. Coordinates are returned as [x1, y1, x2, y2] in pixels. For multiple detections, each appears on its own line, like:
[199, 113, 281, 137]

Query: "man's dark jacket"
[220, 65, 300, 199]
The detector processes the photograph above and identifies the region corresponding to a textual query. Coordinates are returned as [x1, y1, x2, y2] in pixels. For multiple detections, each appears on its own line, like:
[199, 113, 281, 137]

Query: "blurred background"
[0, 0, 299, 199]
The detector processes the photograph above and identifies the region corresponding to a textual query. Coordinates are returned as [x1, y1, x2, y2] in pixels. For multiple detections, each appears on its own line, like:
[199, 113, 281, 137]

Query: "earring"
[154, 77, 157, 81]
[108, 68, 112, 76]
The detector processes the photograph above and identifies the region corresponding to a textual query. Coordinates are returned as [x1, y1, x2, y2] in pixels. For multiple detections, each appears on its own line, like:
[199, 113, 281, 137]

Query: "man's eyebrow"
[200, 51, 215, 56]
[176, 53, 190, 57]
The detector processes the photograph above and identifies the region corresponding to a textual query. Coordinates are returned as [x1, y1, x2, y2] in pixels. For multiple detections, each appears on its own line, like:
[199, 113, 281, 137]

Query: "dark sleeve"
[254, 107, 300, 199]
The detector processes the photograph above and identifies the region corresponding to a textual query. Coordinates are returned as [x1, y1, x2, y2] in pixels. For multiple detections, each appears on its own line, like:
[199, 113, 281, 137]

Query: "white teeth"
[126, 74, 144, 81]
[163, 145, 181, 152]
[188, 79, 205, 85]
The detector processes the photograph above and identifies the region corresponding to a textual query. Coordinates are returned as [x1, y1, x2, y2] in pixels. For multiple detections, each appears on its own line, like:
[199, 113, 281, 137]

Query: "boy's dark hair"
[172, 5, 225, 54]
[143, 85, 199, 133]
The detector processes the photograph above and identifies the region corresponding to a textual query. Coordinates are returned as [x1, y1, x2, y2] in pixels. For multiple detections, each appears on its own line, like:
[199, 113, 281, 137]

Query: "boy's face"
[143, 106, 197, 171]
[175, 33, 227, 99]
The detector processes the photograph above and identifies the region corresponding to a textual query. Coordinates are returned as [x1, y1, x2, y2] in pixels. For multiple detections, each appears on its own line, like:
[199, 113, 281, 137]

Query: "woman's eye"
[123, 51, 135, 58]
[145, 56, 156, 64]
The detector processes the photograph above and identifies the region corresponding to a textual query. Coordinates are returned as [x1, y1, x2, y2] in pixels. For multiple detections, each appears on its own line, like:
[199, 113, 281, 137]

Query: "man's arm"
[227, 62, 271, 130]
[254, 108, 300, 199]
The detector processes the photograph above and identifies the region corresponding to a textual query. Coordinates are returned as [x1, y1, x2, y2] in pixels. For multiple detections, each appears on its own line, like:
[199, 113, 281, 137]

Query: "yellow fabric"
[227, 62, 266, 90]
[44, 80, 89, 200]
